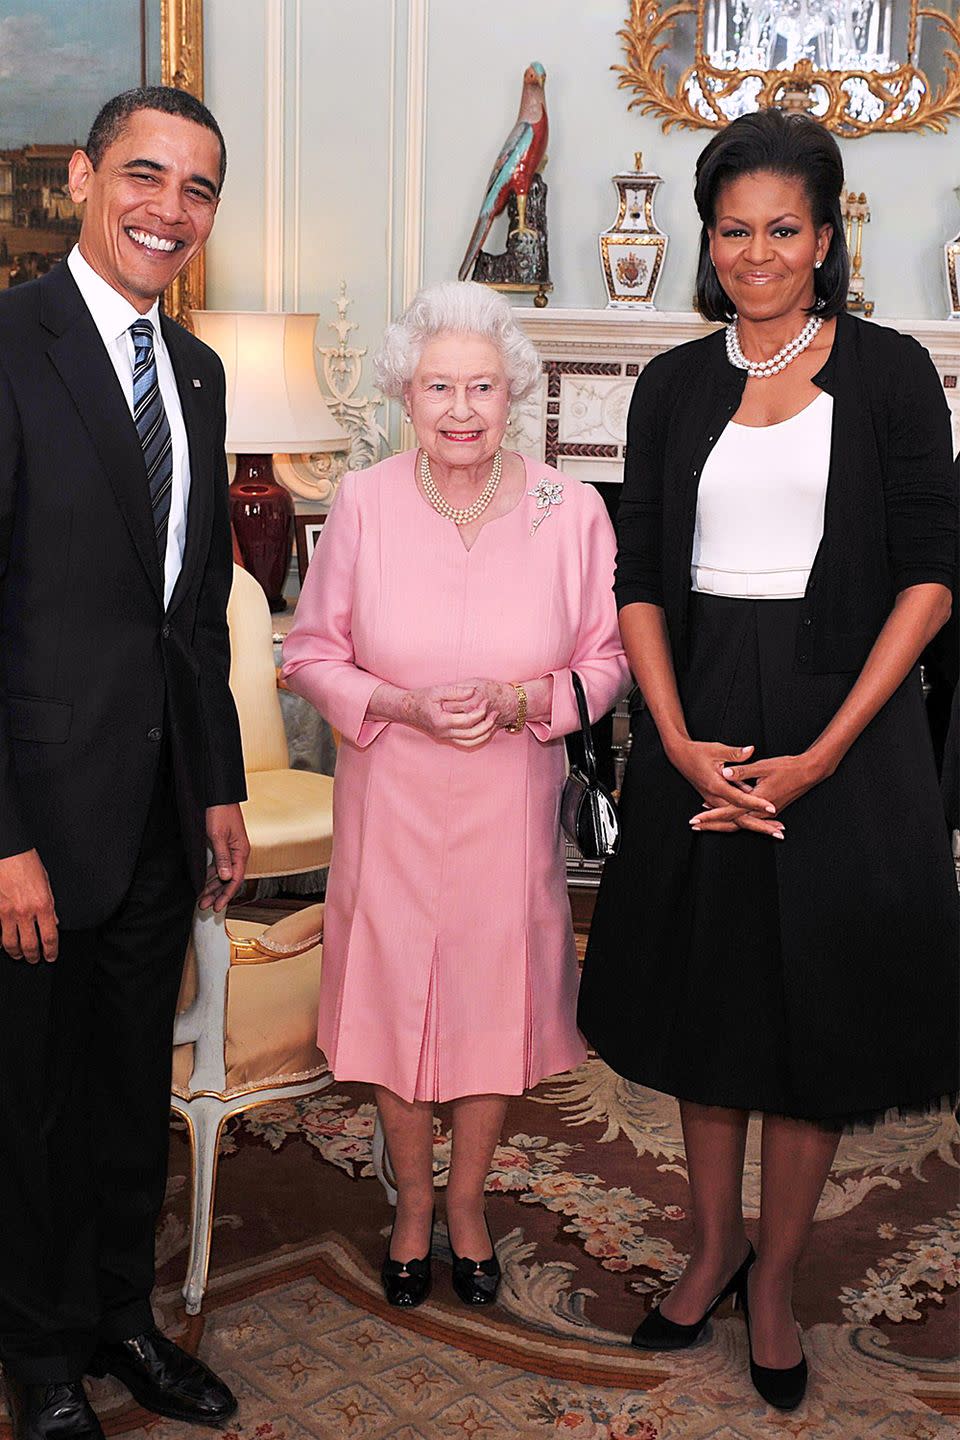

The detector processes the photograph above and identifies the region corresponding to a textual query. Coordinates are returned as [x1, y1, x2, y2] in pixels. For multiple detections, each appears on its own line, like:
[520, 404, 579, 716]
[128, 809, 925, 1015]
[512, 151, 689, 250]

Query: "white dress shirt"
[67, 245, 190, 608]
[691, 391, 834, 599]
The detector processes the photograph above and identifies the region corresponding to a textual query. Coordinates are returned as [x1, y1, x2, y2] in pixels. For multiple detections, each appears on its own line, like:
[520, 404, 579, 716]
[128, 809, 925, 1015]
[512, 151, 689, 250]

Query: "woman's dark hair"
[85, 86, 227, 193]
[693, 109, 849, 322]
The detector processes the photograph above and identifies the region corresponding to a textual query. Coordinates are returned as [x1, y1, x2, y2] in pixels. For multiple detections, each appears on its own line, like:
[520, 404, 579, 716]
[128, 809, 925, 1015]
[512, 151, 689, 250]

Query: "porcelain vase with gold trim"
[598, 154, 668, 311]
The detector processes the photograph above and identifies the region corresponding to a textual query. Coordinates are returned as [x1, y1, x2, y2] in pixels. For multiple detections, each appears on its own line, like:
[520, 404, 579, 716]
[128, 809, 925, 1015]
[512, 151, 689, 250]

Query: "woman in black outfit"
[578, 111, 958, 1413]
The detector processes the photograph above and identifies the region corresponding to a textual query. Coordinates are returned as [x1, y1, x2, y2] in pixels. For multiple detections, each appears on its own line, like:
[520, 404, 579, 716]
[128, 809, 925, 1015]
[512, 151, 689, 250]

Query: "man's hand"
[0, 849, 58, 962]
[198, 804, 250, 912]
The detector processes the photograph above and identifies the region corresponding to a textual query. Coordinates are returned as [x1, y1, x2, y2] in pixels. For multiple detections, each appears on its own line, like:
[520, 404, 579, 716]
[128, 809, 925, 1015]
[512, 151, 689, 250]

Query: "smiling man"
[0, 89, 248, 1440]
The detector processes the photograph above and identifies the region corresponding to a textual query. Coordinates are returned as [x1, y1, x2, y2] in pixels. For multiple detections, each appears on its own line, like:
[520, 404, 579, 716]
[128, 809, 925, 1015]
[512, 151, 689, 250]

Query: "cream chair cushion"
[228, 564, 289, 774]
[242, 769, 335, 878]
[173, 919, 327, 1100]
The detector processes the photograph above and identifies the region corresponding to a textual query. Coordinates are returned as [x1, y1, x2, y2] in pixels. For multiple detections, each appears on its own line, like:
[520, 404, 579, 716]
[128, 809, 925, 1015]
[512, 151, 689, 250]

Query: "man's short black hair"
[85, 85, 227, 193]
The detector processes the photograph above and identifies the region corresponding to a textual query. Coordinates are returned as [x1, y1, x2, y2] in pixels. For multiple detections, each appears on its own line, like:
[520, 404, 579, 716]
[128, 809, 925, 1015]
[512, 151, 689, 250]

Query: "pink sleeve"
[528, 484, 631, 742]
[281, 473, 387, 748]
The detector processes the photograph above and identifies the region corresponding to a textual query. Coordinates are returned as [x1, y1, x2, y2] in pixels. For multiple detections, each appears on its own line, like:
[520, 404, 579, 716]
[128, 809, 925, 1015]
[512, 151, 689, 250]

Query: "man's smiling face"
[68, 107, 221, 313]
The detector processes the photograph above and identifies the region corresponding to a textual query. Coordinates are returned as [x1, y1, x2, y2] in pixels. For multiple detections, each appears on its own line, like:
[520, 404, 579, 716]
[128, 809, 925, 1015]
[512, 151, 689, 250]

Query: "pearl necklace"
[725, 315, 822, 379]
[419, 447, 502, 526]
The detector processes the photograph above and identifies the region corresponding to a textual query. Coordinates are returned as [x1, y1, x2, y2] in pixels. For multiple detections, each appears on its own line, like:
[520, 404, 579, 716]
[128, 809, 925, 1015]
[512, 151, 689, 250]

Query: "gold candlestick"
[842, 191, 874, 317]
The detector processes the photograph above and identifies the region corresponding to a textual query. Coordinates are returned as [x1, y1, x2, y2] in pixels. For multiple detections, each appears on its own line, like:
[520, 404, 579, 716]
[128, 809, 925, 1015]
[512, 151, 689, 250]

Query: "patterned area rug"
[1, 1061, 957, 1439]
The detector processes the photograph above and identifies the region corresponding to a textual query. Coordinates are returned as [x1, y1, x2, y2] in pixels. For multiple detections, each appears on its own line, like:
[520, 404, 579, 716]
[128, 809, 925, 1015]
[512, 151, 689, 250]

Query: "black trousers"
[0, 749, 195, 1383]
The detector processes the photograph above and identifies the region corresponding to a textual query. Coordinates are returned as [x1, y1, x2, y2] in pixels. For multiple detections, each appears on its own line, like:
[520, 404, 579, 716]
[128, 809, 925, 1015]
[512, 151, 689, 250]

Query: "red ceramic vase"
[229, 454, 294, 611]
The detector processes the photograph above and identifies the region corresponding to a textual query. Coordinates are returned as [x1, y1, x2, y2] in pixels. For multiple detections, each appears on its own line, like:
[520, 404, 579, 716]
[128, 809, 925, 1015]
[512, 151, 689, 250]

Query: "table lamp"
[191, 311, 349, 610]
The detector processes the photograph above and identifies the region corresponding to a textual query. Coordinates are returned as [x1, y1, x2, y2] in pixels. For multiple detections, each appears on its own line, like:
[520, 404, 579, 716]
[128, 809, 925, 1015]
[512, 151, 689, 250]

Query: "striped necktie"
[130, 318, 173, 573]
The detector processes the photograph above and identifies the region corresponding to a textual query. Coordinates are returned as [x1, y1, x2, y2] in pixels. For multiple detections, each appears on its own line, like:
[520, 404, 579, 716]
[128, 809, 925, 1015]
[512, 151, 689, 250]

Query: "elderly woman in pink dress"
[282, 280, 628, 1310]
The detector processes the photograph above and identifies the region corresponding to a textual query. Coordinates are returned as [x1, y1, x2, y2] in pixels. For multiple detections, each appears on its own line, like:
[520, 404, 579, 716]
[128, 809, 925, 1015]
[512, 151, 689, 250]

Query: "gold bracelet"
[504, 682, 527, 733]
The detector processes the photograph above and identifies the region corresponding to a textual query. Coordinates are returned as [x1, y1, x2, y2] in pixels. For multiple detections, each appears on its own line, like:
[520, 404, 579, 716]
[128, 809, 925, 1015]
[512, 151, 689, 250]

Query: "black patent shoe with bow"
[631, 1242, 755, 1351]
[449, 1216, 501, 1306]
[380, 1212, 434, 1308]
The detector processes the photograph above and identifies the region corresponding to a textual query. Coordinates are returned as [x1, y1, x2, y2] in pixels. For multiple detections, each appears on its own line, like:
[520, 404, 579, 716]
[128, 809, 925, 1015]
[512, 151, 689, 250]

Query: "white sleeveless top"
[691, 391, 834, 599]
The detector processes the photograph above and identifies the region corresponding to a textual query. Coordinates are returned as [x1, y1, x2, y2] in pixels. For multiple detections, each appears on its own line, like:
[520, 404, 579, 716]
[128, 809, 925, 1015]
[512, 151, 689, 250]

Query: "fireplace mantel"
[509, 309, 960, 485]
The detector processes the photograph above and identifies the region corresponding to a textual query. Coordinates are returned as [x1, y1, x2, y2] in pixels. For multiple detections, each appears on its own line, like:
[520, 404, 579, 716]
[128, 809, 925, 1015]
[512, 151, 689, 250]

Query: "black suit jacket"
[615, 311, 958, 674]
[0, 261, 245, 929]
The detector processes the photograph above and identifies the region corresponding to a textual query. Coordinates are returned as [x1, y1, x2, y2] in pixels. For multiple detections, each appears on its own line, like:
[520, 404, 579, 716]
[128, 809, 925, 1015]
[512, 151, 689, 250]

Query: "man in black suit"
[0, 88, 249, 1439]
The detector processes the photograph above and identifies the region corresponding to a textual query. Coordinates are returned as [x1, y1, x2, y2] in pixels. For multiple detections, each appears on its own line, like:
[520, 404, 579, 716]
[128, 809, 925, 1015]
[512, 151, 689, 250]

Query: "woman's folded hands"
[672, 739, 834, 838]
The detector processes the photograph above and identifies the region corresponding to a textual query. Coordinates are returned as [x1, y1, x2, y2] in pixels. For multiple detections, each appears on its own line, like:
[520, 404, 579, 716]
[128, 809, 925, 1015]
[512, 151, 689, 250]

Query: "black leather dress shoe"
[2, 1376, 104, 1440]
[86, 1329, 236, 1426]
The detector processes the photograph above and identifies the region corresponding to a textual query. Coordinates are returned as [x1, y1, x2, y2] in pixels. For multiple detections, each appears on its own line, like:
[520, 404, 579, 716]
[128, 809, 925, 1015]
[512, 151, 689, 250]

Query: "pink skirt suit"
[282, 451, 629, 1103]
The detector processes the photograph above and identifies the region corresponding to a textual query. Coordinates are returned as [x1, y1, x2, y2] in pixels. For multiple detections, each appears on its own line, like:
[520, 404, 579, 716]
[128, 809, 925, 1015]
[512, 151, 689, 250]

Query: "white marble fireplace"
[509, 310, 960, 480]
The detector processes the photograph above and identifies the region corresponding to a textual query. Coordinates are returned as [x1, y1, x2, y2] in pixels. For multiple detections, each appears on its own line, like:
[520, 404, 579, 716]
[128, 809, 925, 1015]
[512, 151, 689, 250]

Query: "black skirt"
[577, 594, 959, 1126]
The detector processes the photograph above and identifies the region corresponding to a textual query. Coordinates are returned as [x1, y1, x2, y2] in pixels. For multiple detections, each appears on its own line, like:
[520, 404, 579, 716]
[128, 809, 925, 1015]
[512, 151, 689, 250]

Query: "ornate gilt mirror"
[161, 0, 205, 323]
[616, 0, 960, 134]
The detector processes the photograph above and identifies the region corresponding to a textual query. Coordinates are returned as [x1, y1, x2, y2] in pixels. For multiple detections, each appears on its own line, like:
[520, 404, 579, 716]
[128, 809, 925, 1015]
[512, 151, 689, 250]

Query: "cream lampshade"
[191, 311, 349, 610]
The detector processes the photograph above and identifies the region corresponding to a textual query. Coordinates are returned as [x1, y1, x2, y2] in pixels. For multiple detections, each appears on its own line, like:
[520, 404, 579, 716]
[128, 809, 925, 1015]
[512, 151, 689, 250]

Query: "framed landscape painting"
[0, 0, 203, 320]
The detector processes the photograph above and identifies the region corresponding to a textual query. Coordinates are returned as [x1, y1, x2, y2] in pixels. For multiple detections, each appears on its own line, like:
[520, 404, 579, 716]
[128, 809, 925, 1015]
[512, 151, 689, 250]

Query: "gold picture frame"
[161, 0, 205, 325]
[0, 2, 204, 308]
[615, 0, 960, 137]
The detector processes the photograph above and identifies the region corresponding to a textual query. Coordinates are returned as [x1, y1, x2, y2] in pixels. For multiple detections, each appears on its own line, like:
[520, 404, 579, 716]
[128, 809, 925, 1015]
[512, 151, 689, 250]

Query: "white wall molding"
[263, 0, 286, 310]
[385, 0, 398, 332]
[292, 0, 303, 309]
[401, 0, 429, 308]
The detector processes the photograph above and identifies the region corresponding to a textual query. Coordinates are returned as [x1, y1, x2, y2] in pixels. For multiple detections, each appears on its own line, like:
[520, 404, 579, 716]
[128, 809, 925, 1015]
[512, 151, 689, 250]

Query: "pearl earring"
[814, 260, 823, 270]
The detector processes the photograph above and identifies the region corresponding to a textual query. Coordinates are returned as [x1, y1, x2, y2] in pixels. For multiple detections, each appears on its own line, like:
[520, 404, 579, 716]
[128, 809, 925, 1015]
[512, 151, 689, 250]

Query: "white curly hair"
[373, 280, 541, 403]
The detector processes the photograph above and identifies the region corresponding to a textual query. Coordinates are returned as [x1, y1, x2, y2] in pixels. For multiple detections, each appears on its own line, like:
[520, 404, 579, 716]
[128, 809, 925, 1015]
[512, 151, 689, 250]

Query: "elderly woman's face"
[405, 332, 510, 472]
[708, 171, 831, 324]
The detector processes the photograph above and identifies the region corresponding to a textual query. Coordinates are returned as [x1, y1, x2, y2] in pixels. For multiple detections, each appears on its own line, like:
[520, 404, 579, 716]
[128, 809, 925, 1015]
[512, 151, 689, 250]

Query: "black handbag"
[560, 672, 621, 859]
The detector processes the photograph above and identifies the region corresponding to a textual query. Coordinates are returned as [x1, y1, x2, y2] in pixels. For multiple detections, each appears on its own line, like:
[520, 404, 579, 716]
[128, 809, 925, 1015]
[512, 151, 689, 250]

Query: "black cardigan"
[615, 311, 958, 674]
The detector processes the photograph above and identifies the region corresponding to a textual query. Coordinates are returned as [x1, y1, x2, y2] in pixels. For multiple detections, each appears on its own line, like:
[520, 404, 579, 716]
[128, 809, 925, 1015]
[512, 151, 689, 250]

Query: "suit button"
[147, 726, 162, 742]
[161, 623, 171, 639]
[802, 618, 812, 627]
[798, 654, 808, 664]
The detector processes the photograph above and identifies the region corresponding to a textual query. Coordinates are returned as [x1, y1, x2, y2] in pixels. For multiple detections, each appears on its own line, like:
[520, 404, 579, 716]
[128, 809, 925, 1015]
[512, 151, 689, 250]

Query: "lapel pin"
[192, 378, 202, 388]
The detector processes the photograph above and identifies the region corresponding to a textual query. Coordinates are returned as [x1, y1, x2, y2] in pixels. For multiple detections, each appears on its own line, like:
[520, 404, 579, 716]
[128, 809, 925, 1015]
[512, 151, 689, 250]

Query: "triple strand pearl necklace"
[726, 314, 822, 379]
[419, 447, 502, 526]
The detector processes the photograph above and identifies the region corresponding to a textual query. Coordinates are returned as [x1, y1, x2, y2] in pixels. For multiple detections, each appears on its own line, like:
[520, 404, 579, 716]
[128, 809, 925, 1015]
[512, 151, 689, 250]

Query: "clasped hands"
[402, 679, 518, 749]
[668, 739, 830, 840]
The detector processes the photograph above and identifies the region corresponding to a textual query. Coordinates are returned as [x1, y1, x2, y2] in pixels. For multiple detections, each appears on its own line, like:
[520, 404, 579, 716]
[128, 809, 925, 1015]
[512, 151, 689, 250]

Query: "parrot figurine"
[458, 61, 548, 283]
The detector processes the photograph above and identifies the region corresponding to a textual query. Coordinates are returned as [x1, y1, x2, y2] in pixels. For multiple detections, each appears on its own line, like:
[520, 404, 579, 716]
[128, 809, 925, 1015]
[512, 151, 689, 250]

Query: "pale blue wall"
[205, 0, 960, 328]
[205, 0, 267, 310]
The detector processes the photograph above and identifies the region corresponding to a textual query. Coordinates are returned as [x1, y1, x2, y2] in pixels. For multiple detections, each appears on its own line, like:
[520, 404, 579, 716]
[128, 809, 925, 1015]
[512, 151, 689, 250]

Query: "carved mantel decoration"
[273, 285, 388, 508]
[615, 0, 960, 136]
[161, 0, 205, 326]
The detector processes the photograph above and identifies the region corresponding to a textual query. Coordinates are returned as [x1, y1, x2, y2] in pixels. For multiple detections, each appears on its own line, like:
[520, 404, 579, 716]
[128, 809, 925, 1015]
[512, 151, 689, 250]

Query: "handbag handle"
[570, 671, 598, 785]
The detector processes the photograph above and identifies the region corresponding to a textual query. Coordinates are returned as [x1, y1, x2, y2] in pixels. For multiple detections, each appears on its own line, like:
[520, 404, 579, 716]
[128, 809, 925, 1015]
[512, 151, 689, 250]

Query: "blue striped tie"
[130, 318, 173, 573]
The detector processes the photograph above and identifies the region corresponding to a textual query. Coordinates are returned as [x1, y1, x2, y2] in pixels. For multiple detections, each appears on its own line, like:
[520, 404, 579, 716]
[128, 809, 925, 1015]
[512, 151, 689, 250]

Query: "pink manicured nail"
[772, 831, 784, 840]
[722, 766, 734, 778]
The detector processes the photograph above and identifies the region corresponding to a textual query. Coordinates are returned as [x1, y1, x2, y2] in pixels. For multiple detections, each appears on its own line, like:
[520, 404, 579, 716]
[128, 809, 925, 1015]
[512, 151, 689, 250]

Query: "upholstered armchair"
[172, 904, 330, 1314]
[171, 564, 336, 1313]
[226, 563, 335, 883]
